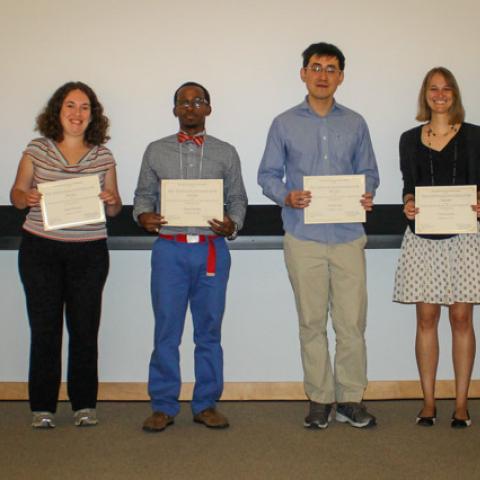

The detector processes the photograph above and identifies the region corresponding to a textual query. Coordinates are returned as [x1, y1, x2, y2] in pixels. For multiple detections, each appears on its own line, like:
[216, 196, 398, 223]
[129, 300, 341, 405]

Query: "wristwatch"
[227, 222, 239, 241]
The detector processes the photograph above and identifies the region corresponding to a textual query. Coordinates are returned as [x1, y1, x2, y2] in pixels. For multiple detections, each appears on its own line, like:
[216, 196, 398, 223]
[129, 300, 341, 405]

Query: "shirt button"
[324, 155, 328, 159]
[323, 136, 327, 140]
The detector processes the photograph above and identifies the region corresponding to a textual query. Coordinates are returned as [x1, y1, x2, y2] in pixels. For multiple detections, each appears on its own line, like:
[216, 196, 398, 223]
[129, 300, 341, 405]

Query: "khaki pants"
[284, 233, 368, 404]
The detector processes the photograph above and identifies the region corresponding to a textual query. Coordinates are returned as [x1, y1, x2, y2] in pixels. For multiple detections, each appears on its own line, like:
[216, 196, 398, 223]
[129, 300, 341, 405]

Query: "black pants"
[19, 232, 109, 413]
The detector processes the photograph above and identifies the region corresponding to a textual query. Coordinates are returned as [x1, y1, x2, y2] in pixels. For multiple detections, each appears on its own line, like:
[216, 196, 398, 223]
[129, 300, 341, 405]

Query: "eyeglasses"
[305, 64, 341, 75]
[176, 98, 209, 109]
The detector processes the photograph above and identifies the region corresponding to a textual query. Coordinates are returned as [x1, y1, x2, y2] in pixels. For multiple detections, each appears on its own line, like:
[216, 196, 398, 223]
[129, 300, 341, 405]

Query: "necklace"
[426, 124, 458, 150]
[427, 124, 457, 138]
[427, 139, 457, 187]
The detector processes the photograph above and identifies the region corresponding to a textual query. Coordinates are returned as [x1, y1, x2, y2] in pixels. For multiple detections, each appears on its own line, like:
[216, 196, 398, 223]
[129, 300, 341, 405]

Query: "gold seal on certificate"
[304, 174, 366, 224]
[38, 175, 105, 231]
[161, 179, 224, 227]
[415, 185, 477, 234]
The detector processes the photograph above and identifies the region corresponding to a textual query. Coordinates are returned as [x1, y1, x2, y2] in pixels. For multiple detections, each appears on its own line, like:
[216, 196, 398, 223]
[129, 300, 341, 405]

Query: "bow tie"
[177, 132, 205, 146]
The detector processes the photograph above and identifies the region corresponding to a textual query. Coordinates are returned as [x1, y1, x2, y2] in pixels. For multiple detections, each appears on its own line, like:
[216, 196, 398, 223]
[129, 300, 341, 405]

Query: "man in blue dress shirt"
[258, 42, 380, 429]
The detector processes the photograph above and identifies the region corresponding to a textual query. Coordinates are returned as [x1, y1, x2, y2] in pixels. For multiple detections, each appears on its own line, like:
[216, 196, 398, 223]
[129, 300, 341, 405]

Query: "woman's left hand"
[100, 189, 120, 206]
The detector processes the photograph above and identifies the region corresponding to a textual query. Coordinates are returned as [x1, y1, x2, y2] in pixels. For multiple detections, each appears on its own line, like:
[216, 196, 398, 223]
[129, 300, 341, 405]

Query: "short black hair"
[302, 42, 345, 71]
[173, 82, 211, 106]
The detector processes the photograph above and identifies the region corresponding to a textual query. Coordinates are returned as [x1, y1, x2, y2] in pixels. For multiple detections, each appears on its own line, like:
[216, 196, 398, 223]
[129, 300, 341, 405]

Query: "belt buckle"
[186, 234, 200, 243]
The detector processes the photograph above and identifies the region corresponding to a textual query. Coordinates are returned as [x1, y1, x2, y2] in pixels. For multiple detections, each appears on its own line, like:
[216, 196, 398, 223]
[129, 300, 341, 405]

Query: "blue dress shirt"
[258, 99, 380, 244]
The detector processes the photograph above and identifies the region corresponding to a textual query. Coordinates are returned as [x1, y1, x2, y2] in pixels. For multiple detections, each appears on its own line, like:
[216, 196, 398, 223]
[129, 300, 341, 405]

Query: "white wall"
[1, 0, 479, 384]
[2, 0, 480, 204]
[1, 248, 476, 383]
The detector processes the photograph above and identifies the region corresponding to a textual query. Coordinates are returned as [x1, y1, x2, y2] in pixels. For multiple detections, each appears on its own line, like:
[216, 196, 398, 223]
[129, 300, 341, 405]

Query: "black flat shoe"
[451, 411, 472, 428]
[416, 408, 436, 427]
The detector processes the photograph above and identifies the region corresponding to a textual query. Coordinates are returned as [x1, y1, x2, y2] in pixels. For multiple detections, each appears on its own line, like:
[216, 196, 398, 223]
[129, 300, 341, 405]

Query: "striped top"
[23, 137, 116, 242]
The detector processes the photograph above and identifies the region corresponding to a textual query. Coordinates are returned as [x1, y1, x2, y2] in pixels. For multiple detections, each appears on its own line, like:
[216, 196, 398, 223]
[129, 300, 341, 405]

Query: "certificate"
[161, 179, 224, 227]
[415, 185, 477, 234]
[38, 175, 105, 231]
[304, 174, 366, 224]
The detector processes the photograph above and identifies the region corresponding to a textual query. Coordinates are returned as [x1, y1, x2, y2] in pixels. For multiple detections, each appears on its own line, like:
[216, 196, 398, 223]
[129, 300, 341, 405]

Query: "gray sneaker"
[32, 411, 55, 428]
[336, 402, 376, 428]
[304, 402, 333, 429]
[73, 408, 98, 427]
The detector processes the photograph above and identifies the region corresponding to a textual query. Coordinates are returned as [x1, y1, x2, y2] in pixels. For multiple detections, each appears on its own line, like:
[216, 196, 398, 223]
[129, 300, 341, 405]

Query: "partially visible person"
[10, 81, 122, 428]
[394, 67, 480, 428]
[258, 42, 379, 429]
[134, 82, 247, 432]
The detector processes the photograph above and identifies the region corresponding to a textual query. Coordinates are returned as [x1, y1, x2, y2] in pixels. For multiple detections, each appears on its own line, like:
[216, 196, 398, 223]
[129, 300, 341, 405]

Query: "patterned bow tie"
[177, 132, 205, 146]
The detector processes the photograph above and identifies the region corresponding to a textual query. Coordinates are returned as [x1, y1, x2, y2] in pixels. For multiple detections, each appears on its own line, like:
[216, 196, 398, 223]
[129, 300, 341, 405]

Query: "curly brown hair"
[36, 81, 110, 145]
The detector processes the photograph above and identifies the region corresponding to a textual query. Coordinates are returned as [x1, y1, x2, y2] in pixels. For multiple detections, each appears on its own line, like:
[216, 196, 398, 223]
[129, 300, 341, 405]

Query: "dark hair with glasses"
[302, 42, 345, 71]
[173, 82, 211, 106]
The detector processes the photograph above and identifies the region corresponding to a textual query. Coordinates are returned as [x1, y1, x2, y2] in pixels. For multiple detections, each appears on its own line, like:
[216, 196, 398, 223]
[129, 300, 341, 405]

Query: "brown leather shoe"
[142, 412, 174, 432]
[193, 407, 229, 429]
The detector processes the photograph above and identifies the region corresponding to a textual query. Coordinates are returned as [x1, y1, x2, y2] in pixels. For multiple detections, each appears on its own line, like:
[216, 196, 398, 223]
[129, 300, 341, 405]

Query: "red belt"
[159, 234, 219, 276]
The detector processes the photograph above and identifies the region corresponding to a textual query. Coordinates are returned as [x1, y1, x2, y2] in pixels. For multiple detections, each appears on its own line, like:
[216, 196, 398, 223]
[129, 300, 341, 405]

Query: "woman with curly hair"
[10, 82, 122, 428]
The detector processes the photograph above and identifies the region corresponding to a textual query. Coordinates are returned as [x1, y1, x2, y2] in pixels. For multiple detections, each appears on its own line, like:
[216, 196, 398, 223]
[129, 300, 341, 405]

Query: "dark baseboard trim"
[0, 204, 407, 250]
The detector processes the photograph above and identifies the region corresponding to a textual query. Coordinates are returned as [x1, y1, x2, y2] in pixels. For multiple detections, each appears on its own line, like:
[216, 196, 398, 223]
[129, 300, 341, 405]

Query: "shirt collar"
[299, 96, 341, 117]
[179, 129, 206, 137]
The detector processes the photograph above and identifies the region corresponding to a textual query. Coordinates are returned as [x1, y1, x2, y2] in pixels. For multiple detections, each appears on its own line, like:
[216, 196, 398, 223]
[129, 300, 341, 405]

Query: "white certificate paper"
[415, 185, 477, 234]
[304, 174, 366, 224]
[38, 175, 105, 231]
[161, 179, 224, 227]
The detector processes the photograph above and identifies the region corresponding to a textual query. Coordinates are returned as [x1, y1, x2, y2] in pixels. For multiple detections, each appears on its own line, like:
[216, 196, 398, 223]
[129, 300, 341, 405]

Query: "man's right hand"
[138, 212, 167, 233]
[285, 190, 312, 209]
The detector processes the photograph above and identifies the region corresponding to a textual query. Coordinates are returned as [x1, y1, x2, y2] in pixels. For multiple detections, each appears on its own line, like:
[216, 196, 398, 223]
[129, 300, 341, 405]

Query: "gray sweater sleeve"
[224, 145, 248, 230]
[132, 143, 159, 223]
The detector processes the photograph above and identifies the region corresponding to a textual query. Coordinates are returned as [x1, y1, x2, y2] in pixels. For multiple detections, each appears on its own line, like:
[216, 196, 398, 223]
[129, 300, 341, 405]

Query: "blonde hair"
[416, 67, 465, 123]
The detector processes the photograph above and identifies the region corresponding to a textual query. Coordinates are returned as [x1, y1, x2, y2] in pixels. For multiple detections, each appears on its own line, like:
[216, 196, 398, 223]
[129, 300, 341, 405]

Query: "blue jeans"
[148, 236, 231, 416]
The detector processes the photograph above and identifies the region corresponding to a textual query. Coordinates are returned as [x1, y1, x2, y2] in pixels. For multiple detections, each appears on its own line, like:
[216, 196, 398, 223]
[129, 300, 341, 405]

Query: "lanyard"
[179, 142, 204, 179]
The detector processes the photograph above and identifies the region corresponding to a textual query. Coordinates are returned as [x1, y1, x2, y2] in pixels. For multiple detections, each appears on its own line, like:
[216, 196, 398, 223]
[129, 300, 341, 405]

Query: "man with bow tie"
[133, 82, 247, 432]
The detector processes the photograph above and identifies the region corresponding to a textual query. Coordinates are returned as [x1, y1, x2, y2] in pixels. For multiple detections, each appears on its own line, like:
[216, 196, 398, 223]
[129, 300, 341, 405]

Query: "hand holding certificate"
[38, 175, 105, 231]
[415, 185, 477, 234]
[304, 174, 366, 224]
[161, 179, 224, 227]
